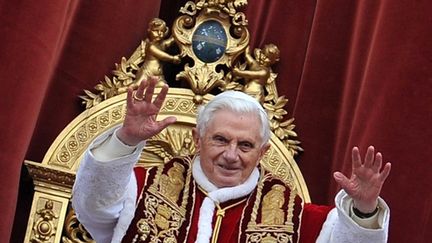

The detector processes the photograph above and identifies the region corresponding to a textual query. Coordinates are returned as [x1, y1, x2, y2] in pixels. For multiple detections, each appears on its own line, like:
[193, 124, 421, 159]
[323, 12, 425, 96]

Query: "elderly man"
[72, 78, 391, 243]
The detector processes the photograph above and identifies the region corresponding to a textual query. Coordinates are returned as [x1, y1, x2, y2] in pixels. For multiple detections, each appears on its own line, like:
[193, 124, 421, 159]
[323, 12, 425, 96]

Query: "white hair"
[196, 91, 271, 146]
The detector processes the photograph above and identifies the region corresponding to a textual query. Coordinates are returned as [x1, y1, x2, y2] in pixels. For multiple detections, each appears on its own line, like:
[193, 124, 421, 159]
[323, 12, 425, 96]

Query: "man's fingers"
[156, 116, 177, 132]
[379, 162, 392, 182]
[153, 84, 169, 109]
[352, 147, 362, 170]
[126, 87, 134, 108]
[136, 79, 147, 99]
[144, 77, 157, 103]
[364, 146, 375, 167]
[333, 172, 352, 192]
[372, 152, 383, 172]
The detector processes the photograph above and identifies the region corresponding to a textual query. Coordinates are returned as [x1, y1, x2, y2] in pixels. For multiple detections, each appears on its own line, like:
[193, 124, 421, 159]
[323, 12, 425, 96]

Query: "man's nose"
[223, 143, 239, 162]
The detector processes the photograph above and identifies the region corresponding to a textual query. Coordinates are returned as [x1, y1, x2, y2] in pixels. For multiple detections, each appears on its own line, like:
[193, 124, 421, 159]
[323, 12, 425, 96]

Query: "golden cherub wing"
[127, 40, 147, 71]
[264, 71, 279, 102]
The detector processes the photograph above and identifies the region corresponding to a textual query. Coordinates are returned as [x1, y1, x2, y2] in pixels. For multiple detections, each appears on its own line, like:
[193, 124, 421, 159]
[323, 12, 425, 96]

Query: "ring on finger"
[133, 91, 144, 101]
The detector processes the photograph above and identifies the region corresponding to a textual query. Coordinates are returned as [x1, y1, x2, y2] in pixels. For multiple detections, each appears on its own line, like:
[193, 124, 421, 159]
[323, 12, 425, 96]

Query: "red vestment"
[125, 159, 332, 243]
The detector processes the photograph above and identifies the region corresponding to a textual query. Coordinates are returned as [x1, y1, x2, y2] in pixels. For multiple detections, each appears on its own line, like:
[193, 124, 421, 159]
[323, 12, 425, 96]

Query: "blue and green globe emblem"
[192, 20, 227, 63]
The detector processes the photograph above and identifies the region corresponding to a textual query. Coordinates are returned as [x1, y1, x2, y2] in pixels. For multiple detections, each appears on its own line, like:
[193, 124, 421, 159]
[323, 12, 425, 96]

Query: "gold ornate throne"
[24, 1, 310, 242]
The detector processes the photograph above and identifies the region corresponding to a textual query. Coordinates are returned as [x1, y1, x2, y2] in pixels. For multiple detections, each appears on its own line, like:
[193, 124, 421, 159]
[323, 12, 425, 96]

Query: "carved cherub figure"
[232, 44, 280, 103]
[135, 18, 181, 87]
[37, 200, 58, 221]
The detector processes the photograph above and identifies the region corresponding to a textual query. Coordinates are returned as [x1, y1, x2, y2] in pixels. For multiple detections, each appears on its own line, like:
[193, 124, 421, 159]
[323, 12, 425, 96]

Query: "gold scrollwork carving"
[58, 149, 71, 164]
[62, 207, 95, 243]
[180, 1, 197, 16]
[162, 97, 197, 114]
[176, 64, 225, 104]
[112, 107, 123, 120]
[67, 139, 78, 152]
[76, 127, 88, 143]
[260, 150, 295, 189]
[98, 113, 110, 127]
[87, 121, 98, 133]
[195, 0, 248, 19]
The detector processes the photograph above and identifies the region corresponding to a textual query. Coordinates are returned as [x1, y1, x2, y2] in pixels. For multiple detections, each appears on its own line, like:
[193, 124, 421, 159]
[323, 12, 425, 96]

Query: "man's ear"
[258, 143, 271, 160]
[192, 128, 200, 152]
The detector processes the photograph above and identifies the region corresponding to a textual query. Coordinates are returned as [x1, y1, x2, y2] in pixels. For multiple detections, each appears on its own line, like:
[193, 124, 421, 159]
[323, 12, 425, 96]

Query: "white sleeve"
[316, 190, 390, 243]
[71, 126, 146, 243]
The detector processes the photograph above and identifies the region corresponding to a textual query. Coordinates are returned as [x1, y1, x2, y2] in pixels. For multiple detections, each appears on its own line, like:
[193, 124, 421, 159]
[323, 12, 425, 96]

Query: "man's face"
[193, 109, 270, 187]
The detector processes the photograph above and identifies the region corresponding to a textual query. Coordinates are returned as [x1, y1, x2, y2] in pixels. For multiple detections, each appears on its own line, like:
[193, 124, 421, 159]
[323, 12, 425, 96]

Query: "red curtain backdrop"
[1, 0, 431, 242]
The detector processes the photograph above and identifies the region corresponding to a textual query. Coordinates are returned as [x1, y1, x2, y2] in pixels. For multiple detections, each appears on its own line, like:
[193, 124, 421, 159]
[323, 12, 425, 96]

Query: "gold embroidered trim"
[243, 169, 301, 243]
[132, 157, 194, 242]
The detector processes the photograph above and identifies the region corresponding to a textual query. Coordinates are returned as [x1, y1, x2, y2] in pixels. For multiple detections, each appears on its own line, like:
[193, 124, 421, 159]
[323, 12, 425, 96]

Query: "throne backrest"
[24, 1, 310, 242]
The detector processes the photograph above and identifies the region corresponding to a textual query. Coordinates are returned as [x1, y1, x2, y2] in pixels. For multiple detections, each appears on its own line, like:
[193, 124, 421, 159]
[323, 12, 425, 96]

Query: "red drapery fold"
[0, 0, 81, 241]
[1, 0, 431, 242]
[1, 0, 161, 242]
